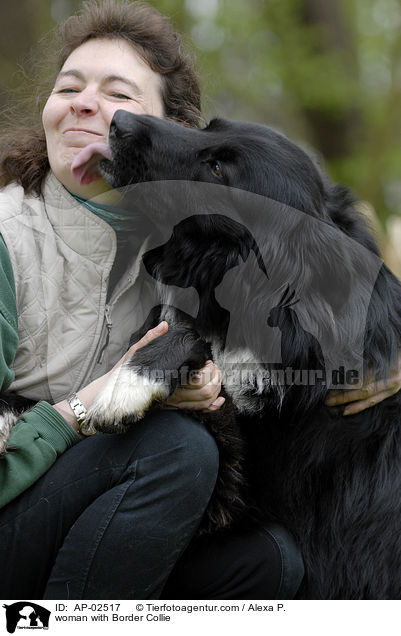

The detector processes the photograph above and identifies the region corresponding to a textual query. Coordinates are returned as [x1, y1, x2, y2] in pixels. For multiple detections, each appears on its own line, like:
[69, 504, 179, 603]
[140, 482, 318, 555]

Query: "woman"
[0, 0, 399, 600]
[0, 0, 300, 600]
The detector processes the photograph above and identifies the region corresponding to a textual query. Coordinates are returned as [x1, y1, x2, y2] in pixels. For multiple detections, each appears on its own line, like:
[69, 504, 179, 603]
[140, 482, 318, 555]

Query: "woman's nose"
[70, 89, 99, 115]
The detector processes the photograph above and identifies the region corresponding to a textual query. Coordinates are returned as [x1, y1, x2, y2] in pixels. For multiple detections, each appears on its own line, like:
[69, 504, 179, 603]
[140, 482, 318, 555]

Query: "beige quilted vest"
[0, 172, 155, 403]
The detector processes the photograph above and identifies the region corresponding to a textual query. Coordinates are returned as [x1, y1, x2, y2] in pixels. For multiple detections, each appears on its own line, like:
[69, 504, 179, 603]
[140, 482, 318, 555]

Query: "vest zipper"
[82, 237, 150, 383]
[97, 304, 113, 363]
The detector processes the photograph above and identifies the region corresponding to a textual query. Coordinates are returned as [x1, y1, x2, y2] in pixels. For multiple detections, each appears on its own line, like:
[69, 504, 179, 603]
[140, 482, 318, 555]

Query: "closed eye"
[57, 88, 79, 94]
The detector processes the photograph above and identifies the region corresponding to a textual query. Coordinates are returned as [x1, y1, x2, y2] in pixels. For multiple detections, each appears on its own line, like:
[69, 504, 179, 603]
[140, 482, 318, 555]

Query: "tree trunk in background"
[0, 1, 48, 109]
[299, 0, 362, 160]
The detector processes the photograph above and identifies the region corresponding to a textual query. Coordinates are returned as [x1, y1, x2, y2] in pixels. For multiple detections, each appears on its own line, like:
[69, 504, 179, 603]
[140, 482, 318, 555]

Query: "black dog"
[90, 111, 401, 599]
[4, 111, 401, 598]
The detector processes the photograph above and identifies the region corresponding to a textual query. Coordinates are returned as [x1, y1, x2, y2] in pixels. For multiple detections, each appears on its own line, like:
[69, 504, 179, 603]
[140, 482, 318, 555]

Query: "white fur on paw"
[0, 410, 19, 455]
[87, 363, 170, 430]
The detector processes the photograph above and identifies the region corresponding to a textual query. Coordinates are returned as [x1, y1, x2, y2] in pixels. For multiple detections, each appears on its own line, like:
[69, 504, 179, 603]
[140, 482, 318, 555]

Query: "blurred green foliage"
[1, 0, 401, 232]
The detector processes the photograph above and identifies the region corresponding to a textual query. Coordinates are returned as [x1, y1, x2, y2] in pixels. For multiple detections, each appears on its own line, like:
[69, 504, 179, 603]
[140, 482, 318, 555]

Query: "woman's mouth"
[64, 128, 103, 136]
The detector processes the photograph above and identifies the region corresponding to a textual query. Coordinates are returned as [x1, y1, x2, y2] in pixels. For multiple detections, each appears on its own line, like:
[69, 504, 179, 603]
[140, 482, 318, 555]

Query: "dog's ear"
[325, 182, 381, 256]
[286, 207, 379, 317]
[302, 182, 384, 315]
[302, 217, 354, 313]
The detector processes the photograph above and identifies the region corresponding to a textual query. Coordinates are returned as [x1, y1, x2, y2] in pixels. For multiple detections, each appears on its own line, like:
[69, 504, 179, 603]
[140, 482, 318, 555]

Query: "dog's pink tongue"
[71, 142, 111, 185]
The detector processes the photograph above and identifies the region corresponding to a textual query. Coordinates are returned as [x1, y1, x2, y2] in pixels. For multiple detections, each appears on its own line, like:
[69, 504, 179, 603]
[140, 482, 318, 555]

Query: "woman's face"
[42, 38, 164, 197]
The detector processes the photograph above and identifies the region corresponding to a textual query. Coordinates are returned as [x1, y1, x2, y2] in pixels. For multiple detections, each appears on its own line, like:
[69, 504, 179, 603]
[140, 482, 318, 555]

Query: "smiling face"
[42, 37, 164, 197]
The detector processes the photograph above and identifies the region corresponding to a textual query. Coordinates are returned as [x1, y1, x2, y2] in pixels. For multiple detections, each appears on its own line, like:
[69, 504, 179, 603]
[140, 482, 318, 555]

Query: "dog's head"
[102, 112, 326, 215]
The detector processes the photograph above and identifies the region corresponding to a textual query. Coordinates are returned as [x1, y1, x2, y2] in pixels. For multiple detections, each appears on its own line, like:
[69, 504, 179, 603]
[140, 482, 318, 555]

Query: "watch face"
[79, 420, 96, 436]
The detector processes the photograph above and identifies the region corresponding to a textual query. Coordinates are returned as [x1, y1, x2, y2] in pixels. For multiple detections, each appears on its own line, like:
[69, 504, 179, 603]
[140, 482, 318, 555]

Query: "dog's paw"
[0, 410, 19, 456]
[86, 363, 170, 433]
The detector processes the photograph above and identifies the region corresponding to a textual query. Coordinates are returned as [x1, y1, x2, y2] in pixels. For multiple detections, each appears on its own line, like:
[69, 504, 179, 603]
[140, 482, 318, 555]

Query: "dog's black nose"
[109, 109, 138, 139]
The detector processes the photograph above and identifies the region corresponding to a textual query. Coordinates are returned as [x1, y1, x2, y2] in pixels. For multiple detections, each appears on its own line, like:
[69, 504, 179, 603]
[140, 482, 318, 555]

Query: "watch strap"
[66, 393, 95, 436]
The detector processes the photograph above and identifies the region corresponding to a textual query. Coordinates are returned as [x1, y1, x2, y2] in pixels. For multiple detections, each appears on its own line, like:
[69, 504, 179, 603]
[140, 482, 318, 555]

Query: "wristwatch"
[67, 393, 95, 436]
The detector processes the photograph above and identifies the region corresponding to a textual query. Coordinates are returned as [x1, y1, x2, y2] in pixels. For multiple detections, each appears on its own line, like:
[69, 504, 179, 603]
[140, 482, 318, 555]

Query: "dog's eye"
[210, 162, 222, 178]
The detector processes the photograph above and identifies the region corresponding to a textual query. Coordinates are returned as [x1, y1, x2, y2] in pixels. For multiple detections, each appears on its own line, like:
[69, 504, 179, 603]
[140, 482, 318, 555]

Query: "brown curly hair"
[0, 0, 202, 194]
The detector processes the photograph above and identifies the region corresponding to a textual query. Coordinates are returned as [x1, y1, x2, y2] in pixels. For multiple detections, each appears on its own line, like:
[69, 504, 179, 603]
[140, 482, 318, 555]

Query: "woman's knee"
[125, 409, 220, 493]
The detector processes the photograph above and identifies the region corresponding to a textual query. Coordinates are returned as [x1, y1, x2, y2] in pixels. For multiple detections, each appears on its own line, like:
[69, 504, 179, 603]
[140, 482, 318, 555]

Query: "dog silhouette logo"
[3, 602, 50, 633]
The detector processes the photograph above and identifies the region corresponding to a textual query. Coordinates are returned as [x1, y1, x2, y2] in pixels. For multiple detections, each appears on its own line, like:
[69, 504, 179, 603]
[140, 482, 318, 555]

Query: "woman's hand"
[165, 360, 225, 412]
[325, 355, 401, 416]
[110, 321, 169, 369]
[52, 321, 169, 433]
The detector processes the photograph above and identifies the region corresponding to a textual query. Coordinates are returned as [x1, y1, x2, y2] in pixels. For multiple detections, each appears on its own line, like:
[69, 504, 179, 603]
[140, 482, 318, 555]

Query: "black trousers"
[0, 411, 304, 599]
